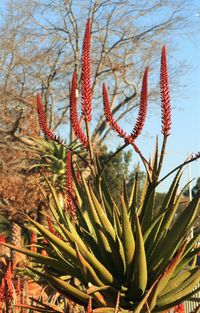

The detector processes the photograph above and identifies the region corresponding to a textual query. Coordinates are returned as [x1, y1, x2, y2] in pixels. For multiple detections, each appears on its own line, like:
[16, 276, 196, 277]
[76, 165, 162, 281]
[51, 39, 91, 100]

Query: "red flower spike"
[86, 297, 93, 313]
[41, 249, 48, 256]
[103, 83, 127, 140]
[43, 238, 48, 245]
[131, 67, 148, 140]
[41, 239, 48, 256]
[160, 46, 171, 136]
[16, 276, 21, 297]
[31, 231, 37, 244]
[30, 232, 37, 253]
[47, 217, 63, 240]
[5, 263, 14, 302]
[47, 217, 56, 234]
[37, 93, 58, 141]
[81, 19, 92, 122]
[103, 75, 151, 171]
[0, 278, 6, 303]
[5, 263, 12, 281]
[0, 233, 5, 243]
[173, 303, 185, 313]
[70, 72, 88, 147]
[66, 151, 76, 215]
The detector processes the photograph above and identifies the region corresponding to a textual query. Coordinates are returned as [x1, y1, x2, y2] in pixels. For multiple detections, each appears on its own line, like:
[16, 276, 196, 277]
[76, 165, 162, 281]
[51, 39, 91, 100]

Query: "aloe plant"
[22, 135, 81, 191]
[1, 19, 200, 313]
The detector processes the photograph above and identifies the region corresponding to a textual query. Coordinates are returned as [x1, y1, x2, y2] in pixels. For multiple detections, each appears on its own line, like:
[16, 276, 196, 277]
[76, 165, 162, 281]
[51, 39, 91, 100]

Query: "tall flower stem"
[99, 143, 128, 177]
[156, 46, 171, 179]
[156, 135, 167, 179]
[132, 142, 152, 182]
[85, 119, 94, 165]
[61, 142, 96, 177]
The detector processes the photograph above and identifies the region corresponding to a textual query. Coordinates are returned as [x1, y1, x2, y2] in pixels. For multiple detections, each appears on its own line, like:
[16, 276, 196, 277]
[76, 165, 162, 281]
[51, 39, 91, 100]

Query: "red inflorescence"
[37, 93, 58, 141]
[86, 297, 93, 313]
[81, 19, 92, 122]
[131, 67, 148, 140]
[41, 249, 48, 256]
[173, 303, 185, 313]
[47, 217, 63, 240]
[0, 278, 5, 303]
[103, 66, 149, 147]
[30, 231, 37, 253]
[70, 72, 88, 147]
[0, 233, 5, 243]
[4, 263, 14, 302]
[160, 46, 172, 136]
[47, 217, 56, 235]
[41, 239, 48, 256]
[103, 83, 128, 140]
[16, 276, 21, 297]
[66, 151, 76, 215]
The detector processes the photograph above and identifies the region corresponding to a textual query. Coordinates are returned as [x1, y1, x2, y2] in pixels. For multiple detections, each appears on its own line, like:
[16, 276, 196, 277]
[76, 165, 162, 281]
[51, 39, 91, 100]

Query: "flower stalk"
[157, 46, 172, 177]
[37, 94, 57, 142]
[70, 72, 88, 147]
[131, 67, 149, 140]
[81, 18, 94, 164]
[66, 151, 76, 215]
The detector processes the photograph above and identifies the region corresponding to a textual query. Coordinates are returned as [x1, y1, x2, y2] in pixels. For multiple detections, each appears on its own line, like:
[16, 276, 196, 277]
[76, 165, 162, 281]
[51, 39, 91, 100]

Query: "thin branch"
[99, 143, 128, 177]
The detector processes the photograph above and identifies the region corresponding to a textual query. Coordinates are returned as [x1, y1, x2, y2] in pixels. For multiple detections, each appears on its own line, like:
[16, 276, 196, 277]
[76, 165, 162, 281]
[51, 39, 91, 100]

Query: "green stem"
[157, 135, 167, 179]
[85, 119, 94, 165]
[104, 143, 128, 166]
[99, 143, 128, 177]
[132, 142, 152, 183]
[61, 143, 96, 177]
